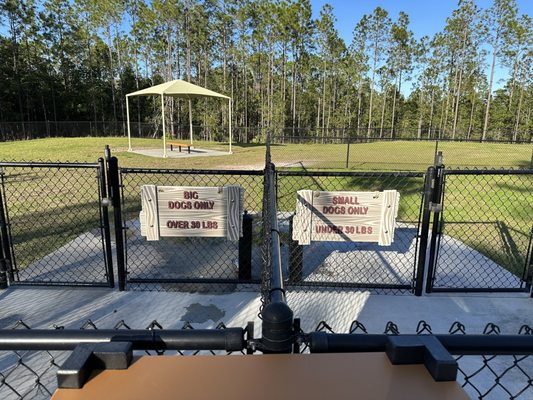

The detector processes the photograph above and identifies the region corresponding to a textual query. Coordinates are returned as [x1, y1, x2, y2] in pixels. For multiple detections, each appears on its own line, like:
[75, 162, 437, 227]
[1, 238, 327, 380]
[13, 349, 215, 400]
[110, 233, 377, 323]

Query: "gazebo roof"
[126, 79, 229, 99]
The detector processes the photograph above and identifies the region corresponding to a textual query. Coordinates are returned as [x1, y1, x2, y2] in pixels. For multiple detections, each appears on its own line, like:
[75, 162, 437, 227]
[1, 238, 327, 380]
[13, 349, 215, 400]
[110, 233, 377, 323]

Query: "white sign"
[140, 185, 244, 241]
[292, 190, 400, 246]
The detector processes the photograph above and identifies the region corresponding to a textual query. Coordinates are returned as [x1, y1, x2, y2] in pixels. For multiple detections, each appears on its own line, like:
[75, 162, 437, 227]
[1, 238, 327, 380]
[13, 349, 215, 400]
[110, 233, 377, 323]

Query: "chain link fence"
[269, 136, 533, 171]
[275, 170, 425, 294]
[119, 168, 265, 291]
[0, 319, 530, 399]
[430, 170, 533, 291]
[0, 319, 247, 400]
[0, 162, 112, 286]
[300, 320, 532, 400]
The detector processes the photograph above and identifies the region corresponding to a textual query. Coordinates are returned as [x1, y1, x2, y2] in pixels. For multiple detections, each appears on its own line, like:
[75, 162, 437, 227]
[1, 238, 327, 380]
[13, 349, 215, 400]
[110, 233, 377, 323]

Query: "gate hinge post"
[428, 202, 442, 213]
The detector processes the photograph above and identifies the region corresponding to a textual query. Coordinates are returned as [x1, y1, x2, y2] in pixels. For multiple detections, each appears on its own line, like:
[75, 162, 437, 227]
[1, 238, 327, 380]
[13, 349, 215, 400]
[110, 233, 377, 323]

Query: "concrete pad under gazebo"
[126, 80, 232, 157]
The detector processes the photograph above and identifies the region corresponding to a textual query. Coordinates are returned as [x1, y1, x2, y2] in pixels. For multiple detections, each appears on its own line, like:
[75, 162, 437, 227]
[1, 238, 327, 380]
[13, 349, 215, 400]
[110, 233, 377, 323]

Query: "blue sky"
[309, 0, 532, 92]
[310, 0, 533, 42]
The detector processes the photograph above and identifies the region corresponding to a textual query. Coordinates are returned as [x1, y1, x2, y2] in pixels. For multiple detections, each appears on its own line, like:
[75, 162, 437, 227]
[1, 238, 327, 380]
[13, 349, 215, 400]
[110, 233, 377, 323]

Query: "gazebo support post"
[189, 99, 193, 145]
[229, 98, 232, 154]
[161, 94, 167, 158]
[126, 96, 132, 151]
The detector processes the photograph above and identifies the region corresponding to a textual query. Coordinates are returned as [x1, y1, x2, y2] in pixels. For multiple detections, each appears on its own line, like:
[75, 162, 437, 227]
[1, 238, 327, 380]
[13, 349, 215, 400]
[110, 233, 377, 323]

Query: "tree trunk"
[379, 88, 387, 138]
[482, 43, 498, 141]
[105, 24, 117, 122]
[390, 76, 398, 138]
[356, 80, 363, 137]
[367, 52, 377, 138]
[513, 86, 524, 142]
[428, 88, 435, 139]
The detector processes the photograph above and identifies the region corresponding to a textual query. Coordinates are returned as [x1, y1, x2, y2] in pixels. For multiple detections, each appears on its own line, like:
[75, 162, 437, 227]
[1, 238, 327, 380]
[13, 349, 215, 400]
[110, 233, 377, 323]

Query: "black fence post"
[0, 169, 13, 286]
[108, 156, 126, 291]
[425, 153, 445, 293]
[345, 137, 351, 169]
[0, 188, 10, 289]
[414, 166, 435, 296]
[288, 215, 303, 284]
[238, 211, 253, 280]
[98, 157, 115, 288]
[260, 160, 294, 354]
[526, 225, 533, 298]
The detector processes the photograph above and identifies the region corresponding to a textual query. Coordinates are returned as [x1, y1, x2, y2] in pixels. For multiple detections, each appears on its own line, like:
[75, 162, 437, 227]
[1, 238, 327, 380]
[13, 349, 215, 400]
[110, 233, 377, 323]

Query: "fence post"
[425, 152, 445, 293]
[414, 166, 435, 296]
[98, 157, 115, 288]
[288, 215, 303, 284]
[0, 189, 10, 289]
[345, 137, 351, 169]
[260, 160, 294, 354]
[107, 156, 126, 291]
[238, 211, 253, 280]
[0, 170, 13, 286]
[526, 225, 533, 298]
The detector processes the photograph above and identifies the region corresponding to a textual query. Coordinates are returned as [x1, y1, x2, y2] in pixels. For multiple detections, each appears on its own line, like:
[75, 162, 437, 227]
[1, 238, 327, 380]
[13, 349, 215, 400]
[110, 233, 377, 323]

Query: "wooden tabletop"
[52, 353, 470, 400]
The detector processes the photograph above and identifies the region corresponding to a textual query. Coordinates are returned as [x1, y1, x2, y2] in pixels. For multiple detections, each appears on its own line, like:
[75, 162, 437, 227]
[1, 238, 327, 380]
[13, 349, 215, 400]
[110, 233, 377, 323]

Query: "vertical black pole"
[0, 170, 13, 285]
[260, 161, 294, 354]
[0, 189, 9, 289]
[525, 225, 533, 297]
[345, 137, 351, 169]
[238, 211, 253, 280]
[425, 156, 445, 294]
[108, 156, 126, 291]
[414, 166, 435, 296]
[288, 215, 303, 284]
[98, 158, 115, 288]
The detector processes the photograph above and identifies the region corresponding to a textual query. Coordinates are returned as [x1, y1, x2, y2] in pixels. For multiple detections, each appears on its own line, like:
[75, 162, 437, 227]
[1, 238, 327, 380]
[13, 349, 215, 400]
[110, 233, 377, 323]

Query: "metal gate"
[0, 161, 114, 287]
[118, 167, 264, 291]
[426, 168, 533, 292]
[276, 170, 426, 291]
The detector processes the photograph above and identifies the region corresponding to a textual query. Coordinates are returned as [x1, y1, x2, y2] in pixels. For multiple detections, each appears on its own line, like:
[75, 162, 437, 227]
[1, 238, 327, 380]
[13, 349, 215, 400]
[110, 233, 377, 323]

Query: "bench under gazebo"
[126, 80, 232, 157]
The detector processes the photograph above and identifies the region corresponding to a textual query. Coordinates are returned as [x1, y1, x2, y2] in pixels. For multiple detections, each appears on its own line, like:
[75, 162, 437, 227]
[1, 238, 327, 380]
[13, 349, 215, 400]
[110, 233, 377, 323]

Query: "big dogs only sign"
[140, 185, 243, 241]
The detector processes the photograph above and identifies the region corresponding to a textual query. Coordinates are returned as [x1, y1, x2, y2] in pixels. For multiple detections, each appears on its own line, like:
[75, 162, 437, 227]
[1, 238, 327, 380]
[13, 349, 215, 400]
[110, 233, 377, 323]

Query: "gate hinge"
[429, 202, 442, 212]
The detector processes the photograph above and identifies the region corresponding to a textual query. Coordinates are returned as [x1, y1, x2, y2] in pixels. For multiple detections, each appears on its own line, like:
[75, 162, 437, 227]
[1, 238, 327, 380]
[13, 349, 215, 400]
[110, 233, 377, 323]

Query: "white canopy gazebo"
[126, 79, 232, 157]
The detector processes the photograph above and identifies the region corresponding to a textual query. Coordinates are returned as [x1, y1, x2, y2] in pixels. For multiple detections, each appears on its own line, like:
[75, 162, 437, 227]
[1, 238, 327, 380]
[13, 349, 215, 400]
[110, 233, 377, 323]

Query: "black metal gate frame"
[0, 161, 114, 288]
[276, 169, 427, 293]
[117, 166, 264, 288]
[424, 167, 533, 294]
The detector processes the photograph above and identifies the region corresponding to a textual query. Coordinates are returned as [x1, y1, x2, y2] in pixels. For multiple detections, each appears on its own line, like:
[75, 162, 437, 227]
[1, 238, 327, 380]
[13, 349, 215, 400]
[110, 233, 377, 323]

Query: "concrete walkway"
[0, 286, 530, 334]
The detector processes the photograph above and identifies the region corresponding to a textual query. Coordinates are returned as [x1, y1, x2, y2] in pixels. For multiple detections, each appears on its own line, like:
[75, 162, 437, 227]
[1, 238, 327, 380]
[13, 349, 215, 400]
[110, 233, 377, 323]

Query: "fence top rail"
[120, 167, 265, 176]
[277, 170, 425, 178]
[0, 329, 532, 356]
[444, 168, 533, 176]
[308, 332, 533, 356]
[271, 135, 533, 144]
[0, 161, 101, 169]
[0, 328, 246, 351]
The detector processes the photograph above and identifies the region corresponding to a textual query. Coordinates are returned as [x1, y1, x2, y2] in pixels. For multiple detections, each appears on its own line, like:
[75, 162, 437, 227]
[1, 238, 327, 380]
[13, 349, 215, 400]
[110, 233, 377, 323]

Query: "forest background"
[0, 0, 531, 142]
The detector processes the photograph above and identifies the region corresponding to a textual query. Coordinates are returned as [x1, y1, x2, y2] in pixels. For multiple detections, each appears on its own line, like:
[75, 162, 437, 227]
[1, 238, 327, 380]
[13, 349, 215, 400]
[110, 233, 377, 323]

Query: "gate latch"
[429, 202, 442, 212]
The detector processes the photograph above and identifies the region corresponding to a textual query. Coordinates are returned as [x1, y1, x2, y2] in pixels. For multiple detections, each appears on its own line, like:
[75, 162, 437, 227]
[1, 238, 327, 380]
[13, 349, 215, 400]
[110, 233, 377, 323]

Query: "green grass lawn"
[0, 137, 531, 284]
[0, 136, 531, 170]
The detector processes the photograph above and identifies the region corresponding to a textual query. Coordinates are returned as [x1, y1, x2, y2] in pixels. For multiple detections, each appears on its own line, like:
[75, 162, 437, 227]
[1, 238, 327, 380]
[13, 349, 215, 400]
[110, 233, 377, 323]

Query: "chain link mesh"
[269, 137, 533, 171]
[0, 163, 109, 286]
[299, 321, 532, 400]
[119, 168, 264, 292]
[433, 171, 533, 290]
[276, 171, 425, 293]
[1, 320, 530, 399]
[0, 319, 248, 399]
